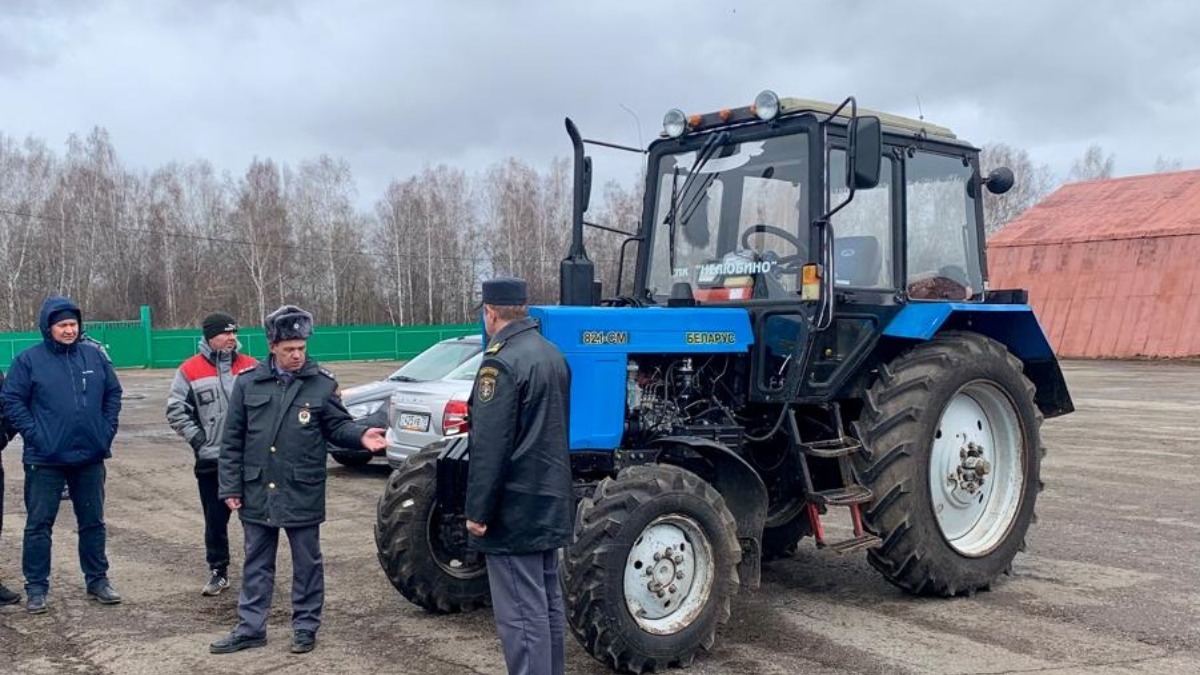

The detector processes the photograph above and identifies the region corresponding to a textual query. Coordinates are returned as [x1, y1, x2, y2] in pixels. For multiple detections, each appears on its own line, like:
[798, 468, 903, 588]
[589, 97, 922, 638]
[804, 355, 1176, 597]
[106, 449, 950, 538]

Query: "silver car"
[384, 352, 481, 469]
[329, 334, 481, 468]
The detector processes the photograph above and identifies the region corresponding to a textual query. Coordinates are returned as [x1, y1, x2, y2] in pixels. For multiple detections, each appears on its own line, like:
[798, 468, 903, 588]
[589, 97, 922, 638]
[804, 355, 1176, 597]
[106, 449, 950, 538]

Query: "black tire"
[853, 331, 1044, 596]
[331, 450, 373, 468]
[374, 446, 490, 613]
[761, 513, 811, 561]
[565, 464, 741, 673]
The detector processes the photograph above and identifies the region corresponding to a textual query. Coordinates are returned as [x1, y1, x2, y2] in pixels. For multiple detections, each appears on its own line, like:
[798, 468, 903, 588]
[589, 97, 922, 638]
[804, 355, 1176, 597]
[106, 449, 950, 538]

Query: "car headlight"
[347, 399, 385, 419]
[753, 90, 780, 121]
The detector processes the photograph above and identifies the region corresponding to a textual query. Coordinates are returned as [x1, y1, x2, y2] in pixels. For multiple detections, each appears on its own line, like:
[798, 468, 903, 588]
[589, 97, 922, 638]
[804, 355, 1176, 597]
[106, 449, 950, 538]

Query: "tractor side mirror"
[984, 167, 1014, 195]
[848, 116, 882, 190]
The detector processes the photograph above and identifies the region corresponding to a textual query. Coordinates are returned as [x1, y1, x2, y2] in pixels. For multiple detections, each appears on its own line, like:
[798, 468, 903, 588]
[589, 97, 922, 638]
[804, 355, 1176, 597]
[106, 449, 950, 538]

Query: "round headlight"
[753, 90, 780, 121]
[663, 108, 688, 138]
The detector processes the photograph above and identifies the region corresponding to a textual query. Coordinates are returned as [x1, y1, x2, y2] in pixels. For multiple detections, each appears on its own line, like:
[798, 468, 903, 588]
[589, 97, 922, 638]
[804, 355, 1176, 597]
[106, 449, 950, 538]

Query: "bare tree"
[1153, 155, 1184, 173]
[1068, 144, 1116, 183]
[979, 143, 1056, 234]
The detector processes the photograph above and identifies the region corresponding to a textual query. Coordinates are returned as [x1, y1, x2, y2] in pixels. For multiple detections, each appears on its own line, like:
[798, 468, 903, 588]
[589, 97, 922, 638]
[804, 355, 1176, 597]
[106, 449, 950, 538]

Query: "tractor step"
[822, 533, 883, 555]
[802, 437, 864, 458]
[810, 485, 873, 506]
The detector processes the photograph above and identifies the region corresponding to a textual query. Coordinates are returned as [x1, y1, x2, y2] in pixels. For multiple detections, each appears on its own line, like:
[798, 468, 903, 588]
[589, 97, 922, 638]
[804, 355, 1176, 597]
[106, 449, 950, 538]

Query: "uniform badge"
[298, 404, 312, 425]
[478, 375, 496, 403]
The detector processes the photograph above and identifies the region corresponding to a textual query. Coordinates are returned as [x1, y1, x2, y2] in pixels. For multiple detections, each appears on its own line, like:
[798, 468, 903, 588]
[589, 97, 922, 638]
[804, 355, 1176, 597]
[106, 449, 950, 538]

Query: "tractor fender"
[649, 435, 767, 588]
[882, 303, 1074, 418]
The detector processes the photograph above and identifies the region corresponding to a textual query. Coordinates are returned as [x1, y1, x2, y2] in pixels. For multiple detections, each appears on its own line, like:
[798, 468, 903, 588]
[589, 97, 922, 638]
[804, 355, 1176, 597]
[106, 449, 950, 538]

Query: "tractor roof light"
[663, 108, 688, 138]
[752, 90, 780, 121]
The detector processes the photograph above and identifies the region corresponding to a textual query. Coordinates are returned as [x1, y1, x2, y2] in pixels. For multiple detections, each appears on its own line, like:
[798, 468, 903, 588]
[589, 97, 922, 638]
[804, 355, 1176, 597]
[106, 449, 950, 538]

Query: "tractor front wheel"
[853, 332, 1044, 596]
[565, 464, 741, 673]
[374, 445, 490, 613]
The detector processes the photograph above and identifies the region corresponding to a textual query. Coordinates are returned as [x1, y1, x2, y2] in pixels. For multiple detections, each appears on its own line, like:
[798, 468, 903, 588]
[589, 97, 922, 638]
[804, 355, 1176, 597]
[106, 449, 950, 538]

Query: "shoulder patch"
[478, 366, 500, 379]
[485, 340, 505, 356]
[319, 368, 337, 381]
[477, 373, 497, 403]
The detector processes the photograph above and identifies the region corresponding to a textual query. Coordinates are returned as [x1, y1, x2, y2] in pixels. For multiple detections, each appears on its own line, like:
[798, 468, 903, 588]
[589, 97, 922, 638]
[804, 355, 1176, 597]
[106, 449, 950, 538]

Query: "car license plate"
[398, 412, 429, 432]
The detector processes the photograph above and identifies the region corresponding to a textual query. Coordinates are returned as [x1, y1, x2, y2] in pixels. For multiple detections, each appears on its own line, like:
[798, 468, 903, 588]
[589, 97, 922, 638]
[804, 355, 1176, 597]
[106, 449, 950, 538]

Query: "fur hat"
[264, 305, 314, 343]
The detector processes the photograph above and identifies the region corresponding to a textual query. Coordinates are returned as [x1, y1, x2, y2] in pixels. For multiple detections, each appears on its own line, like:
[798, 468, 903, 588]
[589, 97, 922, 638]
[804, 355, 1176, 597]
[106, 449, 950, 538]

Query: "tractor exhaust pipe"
[560, 117, 596, 306]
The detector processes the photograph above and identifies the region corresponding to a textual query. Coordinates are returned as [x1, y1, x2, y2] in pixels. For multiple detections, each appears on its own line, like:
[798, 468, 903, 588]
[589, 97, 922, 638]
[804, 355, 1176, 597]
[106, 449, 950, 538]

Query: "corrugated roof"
[989, 169, 1200, 247]
[987, 171, 1200, 357]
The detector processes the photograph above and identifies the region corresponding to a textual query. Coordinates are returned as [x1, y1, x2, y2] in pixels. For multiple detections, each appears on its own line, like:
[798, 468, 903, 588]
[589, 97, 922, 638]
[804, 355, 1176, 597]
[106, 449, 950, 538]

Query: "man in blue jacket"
[1, 295, 123, 614]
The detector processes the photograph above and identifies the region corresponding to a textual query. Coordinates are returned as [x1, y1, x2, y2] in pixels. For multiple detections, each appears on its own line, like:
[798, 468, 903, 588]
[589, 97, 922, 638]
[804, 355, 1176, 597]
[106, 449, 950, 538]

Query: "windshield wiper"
[662, 131, 731, 274]
[389, 375, 419, 382]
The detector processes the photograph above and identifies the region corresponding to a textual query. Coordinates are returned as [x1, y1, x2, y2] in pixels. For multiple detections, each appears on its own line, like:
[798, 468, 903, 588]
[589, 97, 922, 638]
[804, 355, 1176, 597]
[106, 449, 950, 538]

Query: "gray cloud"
[3, 0, 1199, 205]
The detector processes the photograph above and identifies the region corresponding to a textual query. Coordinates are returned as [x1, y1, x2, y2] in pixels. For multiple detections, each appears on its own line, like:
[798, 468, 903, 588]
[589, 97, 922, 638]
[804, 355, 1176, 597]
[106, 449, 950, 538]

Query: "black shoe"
[26, 593, 48, 614]
[202, 570, 229, 596]
[87, 581, 122, 605]
[0, 582, 20, 606]
[210, 632, 267, 654]
[291, 629, 316, 654]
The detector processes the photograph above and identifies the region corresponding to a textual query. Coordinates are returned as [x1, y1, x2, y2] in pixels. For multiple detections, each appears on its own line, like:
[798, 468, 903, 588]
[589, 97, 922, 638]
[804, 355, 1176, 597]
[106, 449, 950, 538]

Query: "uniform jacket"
[218, 358, 367, 528]
[1, 296, 122, 466]
[165, 338, 257, 474]
[465, 316, 573, 555]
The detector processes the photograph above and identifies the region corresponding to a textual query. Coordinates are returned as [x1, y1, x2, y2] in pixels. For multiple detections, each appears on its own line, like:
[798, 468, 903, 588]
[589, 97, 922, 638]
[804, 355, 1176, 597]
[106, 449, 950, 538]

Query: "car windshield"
[388, 340, 480, 382]
[446, 353, 483, 381]
[645, 131, 809, 303]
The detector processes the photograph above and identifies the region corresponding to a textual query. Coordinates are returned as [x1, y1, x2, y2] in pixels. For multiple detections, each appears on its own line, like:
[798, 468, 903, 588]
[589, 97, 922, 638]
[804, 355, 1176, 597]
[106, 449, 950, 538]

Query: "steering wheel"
[739, 224, 807, 272]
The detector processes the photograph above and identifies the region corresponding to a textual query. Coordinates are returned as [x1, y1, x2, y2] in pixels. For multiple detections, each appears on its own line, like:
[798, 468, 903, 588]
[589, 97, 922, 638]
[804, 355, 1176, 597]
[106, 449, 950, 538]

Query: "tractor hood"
[530, 306, 754, 355]
[529, 305, 754, 451]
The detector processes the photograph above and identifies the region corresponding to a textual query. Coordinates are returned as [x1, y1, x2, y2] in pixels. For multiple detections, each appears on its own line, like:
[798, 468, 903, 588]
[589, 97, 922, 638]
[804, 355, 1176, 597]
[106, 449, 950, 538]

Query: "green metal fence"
[0, 305, 478, 370]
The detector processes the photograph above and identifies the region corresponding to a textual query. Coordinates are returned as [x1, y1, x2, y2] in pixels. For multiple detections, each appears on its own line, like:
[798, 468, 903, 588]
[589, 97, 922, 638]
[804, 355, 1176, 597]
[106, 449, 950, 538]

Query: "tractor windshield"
[644, 132, 810, 303]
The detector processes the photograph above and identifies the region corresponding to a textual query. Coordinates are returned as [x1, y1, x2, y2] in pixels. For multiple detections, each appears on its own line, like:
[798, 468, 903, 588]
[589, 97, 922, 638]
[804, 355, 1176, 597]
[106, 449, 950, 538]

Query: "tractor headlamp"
[663, 108, 688, 139]
[752, 90, 780, 121]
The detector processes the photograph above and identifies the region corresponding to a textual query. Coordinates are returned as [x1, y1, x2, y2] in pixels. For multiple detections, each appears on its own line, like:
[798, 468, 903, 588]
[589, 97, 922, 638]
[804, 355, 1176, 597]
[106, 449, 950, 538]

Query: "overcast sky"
[3, 0, 1199, 206]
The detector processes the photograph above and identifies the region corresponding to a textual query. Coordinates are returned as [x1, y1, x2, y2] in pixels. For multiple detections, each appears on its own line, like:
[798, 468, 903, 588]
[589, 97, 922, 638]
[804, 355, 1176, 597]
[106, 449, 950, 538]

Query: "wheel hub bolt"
[669, 584, 678, 594]
[653, 552, 662, 562]
[656, 590, 665, 598]
[676, 571, 685, 579]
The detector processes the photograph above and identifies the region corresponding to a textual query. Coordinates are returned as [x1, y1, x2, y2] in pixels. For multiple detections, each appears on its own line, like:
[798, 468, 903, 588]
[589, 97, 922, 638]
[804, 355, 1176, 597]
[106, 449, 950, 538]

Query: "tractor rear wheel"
[853, 331, 1044, 596]
[565, 464, 741, 673]
[374, 445, 490, 613]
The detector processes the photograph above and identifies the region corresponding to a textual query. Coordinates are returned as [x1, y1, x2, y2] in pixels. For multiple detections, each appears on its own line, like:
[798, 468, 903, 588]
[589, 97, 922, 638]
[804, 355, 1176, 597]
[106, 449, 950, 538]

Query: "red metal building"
[987, 170, 1200, 358]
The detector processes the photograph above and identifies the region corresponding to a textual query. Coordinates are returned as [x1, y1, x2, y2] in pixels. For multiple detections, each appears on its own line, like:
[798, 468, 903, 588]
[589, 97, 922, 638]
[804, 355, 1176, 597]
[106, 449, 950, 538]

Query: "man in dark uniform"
[465, 277, 573, 675]
[209, 305, 386, 655]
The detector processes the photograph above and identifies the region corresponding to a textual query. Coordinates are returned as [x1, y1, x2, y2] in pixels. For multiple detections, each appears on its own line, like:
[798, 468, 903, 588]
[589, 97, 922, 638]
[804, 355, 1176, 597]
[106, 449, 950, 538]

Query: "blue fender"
[883, 303, 1074, 417]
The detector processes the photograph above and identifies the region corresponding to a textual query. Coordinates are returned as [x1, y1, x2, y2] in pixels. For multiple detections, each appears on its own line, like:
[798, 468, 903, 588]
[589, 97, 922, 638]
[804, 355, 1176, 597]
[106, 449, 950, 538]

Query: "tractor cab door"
[752, 143, 901, 403]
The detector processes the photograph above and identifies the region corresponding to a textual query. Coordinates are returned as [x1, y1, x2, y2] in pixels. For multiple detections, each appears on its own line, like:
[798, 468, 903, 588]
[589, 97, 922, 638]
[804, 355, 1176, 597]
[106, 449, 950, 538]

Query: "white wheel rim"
[929, 381, 1025, 556]
[623, 515, 714, 635]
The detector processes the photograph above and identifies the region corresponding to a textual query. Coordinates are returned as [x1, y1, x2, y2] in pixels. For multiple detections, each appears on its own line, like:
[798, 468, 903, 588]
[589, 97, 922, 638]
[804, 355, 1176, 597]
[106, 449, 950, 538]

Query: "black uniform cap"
[480, 276, 528, 307]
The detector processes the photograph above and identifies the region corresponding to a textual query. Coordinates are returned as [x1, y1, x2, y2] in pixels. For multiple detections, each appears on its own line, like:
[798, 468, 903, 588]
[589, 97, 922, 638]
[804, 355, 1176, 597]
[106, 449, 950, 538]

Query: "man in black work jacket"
[210, 305, 386, 655]
[465, 277, 573, 675]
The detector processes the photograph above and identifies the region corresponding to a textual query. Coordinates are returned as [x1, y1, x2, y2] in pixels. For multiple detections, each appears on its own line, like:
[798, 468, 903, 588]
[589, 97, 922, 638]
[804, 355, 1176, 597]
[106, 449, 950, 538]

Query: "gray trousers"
[485, 550, 565, 675]
[234, 521, 323, 638]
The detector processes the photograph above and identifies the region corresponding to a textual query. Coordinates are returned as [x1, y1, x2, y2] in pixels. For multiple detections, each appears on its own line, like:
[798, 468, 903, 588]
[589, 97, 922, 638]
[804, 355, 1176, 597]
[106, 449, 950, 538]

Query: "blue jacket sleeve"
[0, 355, 39, 447]
[100, 354, 122, 439]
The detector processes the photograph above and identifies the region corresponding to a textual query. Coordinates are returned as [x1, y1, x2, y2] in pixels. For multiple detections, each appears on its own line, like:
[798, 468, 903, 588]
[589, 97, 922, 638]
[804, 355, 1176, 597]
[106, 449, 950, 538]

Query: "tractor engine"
[621, 354, 746, 452]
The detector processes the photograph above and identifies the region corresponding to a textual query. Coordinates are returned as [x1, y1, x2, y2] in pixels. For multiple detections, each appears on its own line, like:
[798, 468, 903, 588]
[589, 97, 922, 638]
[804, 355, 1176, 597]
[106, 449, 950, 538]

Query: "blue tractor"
[375, 91, 1074, 673]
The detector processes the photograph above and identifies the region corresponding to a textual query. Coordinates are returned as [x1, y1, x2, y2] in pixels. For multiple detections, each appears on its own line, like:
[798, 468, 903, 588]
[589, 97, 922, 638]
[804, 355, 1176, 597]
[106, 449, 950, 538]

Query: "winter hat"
[47, 308, 81, 326]
[202, 312, 238, 340]
[264, 305, 314, 344]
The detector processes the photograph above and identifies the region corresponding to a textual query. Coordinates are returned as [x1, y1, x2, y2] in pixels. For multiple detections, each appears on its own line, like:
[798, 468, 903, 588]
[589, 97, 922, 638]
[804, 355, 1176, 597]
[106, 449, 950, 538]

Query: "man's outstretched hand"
[361, 428, 387, 453]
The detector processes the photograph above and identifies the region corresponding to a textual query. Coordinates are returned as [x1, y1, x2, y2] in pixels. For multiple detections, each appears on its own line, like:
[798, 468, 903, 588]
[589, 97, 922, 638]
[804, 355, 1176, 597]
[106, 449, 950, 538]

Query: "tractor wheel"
[374, 445, 490, 613]
[761, 513, 811, 561]
[853, 331, 1044, 596]
[565, 464, 741, 673]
